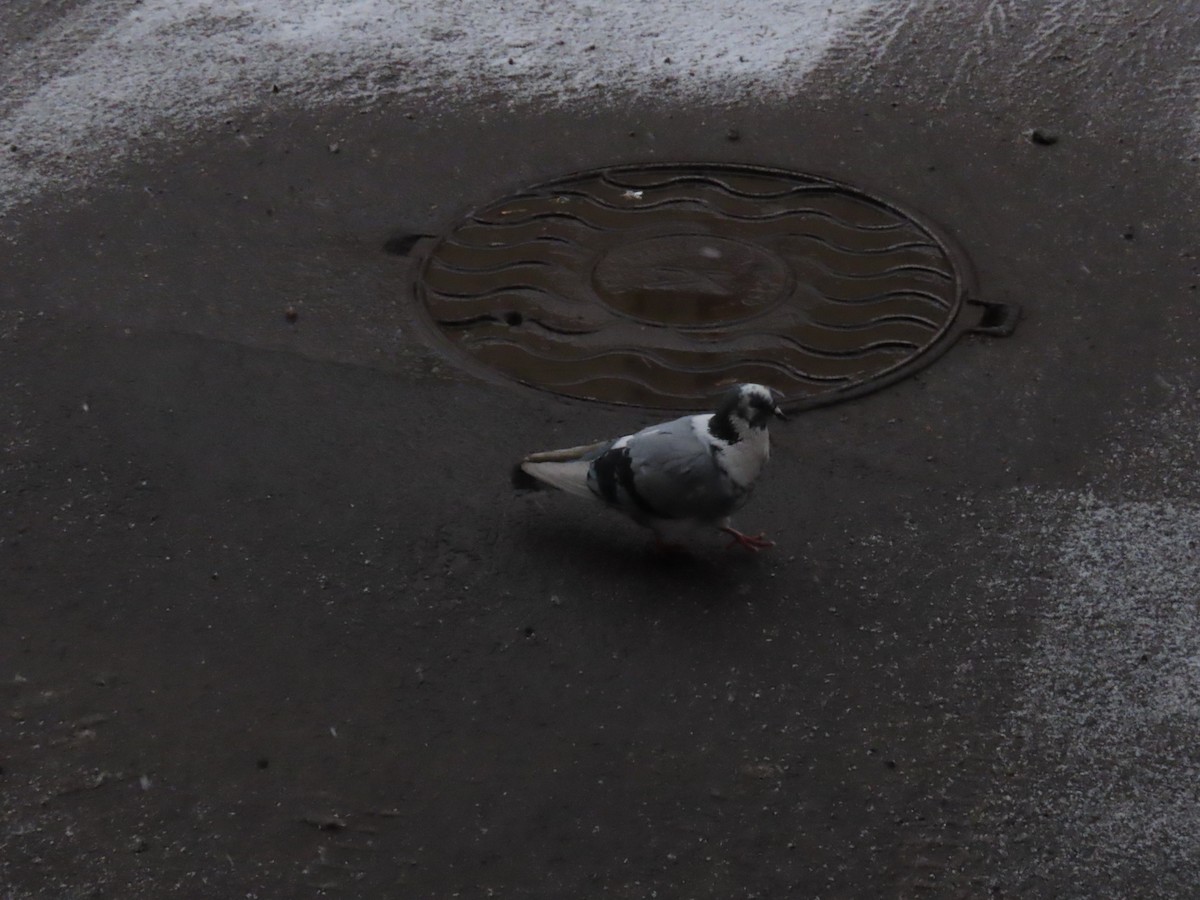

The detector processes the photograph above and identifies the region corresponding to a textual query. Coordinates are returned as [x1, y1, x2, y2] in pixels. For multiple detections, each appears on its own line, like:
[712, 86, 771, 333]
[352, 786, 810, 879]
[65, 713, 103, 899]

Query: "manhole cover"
[413, 164, 1014, 410]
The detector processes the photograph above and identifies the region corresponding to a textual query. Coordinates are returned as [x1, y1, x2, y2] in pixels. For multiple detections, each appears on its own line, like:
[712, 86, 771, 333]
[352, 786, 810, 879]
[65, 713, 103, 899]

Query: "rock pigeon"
[515, 383, 786, 551]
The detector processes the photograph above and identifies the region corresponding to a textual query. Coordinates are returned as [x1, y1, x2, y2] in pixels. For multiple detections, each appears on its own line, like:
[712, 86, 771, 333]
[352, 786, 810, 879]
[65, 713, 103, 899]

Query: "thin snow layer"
[0, 0, 885, 215]
[989, 394, 1200, 895]
[1011, 499, 1200, 884]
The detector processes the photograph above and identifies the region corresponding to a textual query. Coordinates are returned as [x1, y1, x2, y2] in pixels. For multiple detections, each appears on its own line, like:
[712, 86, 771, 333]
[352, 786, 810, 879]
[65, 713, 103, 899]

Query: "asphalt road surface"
[3, 2, 1199, 897]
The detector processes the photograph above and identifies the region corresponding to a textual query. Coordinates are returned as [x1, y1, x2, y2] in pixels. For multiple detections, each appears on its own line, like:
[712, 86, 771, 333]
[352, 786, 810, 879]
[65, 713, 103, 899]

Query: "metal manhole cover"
[413, 164, 1015, 410]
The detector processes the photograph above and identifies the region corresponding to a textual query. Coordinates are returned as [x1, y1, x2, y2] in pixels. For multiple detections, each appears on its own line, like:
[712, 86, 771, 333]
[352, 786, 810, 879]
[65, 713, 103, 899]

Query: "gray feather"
[596, 417, 738, 522]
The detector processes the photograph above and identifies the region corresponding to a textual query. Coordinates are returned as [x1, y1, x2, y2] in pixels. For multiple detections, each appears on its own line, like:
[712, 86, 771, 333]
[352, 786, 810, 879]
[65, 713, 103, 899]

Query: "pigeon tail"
[515, 439, 610, 499]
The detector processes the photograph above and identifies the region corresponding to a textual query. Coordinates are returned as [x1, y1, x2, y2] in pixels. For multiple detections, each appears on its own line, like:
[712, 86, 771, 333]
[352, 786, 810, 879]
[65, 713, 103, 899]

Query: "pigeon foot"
[721, 526, 775, 552]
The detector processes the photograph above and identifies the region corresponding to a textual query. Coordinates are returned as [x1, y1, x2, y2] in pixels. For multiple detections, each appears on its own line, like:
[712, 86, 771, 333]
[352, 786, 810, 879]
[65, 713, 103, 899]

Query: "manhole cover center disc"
[591, 234, 789, 327]
[414, 164, 973, 410]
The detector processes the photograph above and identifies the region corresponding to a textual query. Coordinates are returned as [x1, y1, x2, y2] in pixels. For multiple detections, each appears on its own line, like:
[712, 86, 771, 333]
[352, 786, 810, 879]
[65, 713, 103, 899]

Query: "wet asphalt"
[3, 4, 1200, 898]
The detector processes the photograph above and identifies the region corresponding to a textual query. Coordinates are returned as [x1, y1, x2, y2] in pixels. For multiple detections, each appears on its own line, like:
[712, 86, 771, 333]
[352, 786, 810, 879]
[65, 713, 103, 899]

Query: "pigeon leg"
[720, 526, 775, 552]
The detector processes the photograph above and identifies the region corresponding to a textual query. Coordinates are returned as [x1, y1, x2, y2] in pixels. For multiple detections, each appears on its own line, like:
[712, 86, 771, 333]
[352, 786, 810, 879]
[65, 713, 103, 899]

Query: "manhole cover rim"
[410, 161, 984, 413]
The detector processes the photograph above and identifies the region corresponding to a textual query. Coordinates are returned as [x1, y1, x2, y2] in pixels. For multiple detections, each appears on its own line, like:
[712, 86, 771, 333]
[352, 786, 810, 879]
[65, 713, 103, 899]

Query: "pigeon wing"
[589, 416, 735, 522]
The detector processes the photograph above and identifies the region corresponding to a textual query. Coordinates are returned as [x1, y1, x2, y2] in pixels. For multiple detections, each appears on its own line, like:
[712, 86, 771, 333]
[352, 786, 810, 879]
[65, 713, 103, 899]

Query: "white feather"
[519, 458, 593, 499]
[719, 424, 770, 489]
[519, 439, 610, 499]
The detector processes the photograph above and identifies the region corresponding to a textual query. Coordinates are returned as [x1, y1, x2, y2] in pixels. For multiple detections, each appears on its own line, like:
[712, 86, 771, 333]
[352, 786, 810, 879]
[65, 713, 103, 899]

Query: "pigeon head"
[709, 383, 787, 441]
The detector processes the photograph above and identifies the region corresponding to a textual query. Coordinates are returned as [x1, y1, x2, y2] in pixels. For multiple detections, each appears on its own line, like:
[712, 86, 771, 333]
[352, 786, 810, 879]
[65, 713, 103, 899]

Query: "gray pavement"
[2, 2, 1199, 897]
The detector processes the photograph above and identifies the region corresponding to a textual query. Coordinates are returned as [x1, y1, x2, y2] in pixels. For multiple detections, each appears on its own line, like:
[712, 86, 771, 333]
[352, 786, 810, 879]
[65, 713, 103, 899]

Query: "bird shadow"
[516, 513, 763, 591]
[511, 513, 808, 652]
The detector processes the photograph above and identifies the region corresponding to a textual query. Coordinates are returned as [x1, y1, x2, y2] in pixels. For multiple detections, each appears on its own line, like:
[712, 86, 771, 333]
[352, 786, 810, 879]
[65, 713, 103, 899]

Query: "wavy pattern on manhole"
[412, 164, 1016, 410]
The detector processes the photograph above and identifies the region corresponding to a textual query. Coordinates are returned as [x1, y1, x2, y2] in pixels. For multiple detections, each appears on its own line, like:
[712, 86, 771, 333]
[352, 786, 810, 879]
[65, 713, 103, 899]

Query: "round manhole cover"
[414, 164, 1011, 410]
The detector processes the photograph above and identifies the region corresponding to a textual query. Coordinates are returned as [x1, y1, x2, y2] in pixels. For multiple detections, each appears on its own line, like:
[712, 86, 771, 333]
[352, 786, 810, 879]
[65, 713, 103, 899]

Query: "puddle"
[414, 164, 998, 409]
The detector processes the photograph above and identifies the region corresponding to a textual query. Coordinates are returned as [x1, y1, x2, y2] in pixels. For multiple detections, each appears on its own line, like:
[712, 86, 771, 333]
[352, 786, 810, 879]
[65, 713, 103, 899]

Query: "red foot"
[721, 526, 776, 552]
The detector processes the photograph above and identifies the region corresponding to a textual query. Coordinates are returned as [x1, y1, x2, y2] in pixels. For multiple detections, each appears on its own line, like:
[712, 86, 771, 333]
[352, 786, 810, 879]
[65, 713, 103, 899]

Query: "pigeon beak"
[772, 406, 788, 422]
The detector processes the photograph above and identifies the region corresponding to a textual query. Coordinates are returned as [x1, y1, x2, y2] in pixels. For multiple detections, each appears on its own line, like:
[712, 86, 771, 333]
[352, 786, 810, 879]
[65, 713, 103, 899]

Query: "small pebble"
[285, 306, 298, 323]
[1028, 128, 1059, 146]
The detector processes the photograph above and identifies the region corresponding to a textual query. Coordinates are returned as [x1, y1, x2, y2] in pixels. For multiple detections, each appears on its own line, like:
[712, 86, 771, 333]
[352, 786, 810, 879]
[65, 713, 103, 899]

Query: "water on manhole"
[410, 164, 1015, 410]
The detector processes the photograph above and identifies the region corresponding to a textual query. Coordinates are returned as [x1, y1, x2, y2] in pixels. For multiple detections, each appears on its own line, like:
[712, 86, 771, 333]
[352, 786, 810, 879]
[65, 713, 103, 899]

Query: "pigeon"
[515, 383, 787, 551]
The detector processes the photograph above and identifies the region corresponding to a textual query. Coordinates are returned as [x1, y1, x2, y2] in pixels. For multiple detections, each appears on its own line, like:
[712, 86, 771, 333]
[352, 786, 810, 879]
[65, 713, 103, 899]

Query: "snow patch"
[985, 388, 1200, 896]
[0, 0, 887, 215]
